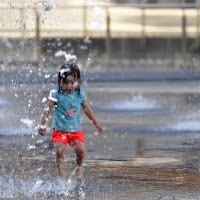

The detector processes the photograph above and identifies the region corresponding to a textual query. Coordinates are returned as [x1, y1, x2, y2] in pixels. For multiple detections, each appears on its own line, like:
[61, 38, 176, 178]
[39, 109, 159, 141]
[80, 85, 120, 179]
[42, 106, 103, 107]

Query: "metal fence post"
[191, 8, 200, 50]
[106, 7, 111, 59]
[20, 3, 25, 38]
[141, 8, 146, 49]
[83, 5, 88, 37]
[141, 1, 146, 49]
[34, 8, 43, 68]
[182, 8, 187, 61]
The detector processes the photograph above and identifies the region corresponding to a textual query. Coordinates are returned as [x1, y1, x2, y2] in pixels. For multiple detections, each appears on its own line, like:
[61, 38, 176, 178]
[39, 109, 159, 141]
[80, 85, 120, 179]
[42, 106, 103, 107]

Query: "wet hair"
[58, 63, 81, 95]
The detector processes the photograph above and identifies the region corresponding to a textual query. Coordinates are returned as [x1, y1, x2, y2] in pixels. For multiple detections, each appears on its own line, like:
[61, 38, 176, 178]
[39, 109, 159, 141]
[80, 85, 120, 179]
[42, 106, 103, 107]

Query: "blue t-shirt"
[49, 89, 85, 132]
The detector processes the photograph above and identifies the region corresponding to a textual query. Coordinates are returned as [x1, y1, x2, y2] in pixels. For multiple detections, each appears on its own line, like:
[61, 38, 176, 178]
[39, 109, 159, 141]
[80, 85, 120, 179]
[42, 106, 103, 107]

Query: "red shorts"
[51, 129, 84, 146]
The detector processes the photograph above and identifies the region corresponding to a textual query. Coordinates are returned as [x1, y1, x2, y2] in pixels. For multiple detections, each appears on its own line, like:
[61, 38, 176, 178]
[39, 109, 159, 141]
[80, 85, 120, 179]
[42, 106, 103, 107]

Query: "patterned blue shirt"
[49, 89, 85, 132]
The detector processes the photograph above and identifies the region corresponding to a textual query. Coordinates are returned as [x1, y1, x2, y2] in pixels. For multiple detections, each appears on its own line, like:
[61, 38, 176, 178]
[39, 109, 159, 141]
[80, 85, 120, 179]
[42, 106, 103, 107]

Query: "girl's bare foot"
[76, 167, 83, 181]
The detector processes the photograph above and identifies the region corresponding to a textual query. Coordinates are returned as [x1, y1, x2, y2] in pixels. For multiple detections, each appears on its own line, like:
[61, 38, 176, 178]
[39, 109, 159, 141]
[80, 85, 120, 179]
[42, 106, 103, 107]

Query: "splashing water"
[152, 110, 200, 133]
[19, 118, 38, 137]
[0, 164, 86, 199]
[20, 118, 35, 128]
[0, 176, 80, 199]
[169, 121, 200, 132]
[103, 95, 160, 111]
[165, 111, 200, 132]
[54, 50, 77, 62]
[67, 166, 79, 184]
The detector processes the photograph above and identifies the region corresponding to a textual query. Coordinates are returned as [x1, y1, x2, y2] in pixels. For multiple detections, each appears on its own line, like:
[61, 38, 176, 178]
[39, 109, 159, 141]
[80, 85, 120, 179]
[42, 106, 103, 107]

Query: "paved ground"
[1, 66, 200, 199]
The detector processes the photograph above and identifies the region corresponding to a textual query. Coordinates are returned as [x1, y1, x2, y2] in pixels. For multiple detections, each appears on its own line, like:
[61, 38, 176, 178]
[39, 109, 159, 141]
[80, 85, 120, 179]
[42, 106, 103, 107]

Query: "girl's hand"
[94, 122, 103, 133]
[38, 126, 46, 136]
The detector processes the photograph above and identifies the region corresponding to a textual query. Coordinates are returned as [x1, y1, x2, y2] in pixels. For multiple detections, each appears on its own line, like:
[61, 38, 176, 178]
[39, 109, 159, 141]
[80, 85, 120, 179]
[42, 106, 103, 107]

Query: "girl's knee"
[78, 147, 85, 155]
[73, 141, 85, 154]
[75, 146, 85, 155]
[56, 150, 65, 159]
[55, 142, 66, 158]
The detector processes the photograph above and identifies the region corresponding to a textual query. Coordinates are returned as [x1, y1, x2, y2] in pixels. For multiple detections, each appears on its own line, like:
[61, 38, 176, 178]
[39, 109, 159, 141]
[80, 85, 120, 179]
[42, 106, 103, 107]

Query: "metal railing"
[1, 3, 200, 61]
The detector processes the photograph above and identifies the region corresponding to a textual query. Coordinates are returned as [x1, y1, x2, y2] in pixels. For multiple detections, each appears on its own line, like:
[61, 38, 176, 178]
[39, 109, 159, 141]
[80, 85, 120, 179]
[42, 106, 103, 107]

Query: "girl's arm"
[81, 97, 103, 133]
[38, 100, 55, 136]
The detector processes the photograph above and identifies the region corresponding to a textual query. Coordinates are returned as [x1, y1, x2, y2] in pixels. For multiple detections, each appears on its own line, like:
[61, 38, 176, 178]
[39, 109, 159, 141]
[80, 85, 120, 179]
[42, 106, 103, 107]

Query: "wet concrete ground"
[1, 69, 200, 199]
[1, 131, 200, 199]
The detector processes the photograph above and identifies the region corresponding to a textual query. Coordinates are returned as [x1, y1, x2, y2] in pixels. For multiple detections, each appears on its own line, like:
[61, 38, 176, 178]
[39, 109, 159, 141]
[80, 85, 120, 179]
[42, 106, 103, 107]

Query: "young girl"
[38, 64, 103, 181]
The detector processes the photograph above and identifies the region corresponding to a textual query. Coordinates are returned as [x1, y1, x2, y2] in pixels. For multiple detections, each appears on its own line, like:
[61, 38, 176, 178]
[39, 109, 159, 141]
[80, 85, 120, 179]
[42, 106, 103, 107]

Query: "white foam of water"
[36, 140, 44, 144]
[20, 118, 39, 136]
[42, 97, 47, 103]
[20, 118, 35, 128]
[44, 74, 50, 79]
[105, 95, 160, 110]
[0, 166, 85, 198]
[168, 121, 200, 132]
[68, 166, 78, 184]
[161, 111, 200, 132]
[28, 145, 36, 150]
[54, 50, 77, 62]
[0, 176, 79, 199]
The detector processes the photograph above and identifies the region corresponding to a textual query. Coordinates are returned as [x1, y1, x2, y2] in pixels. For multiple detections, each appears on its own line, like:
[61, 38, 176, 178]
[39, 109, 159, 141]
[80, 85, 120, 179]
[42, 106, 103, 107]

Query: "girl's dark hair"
[58, 63, 81, 94]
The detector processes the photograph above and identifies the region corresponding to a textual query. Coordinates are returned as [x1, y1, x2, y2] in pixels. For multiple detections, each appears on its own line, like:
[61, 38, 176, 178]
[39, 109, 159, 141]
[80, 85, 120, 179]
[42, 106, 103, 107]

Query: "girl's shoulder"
[76, 89, 85, 103]
[50, 89, 59, 96]
[48, 89, 59, 102]
[79, 89, 85, 97]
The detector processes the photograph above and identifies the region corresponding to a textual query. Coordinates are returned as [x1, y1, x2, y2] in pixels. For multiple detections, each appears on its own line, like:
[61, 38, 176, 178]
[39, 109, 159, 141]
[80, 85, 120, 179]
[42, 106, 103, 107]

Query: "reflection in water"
[136, 138, 145, 157]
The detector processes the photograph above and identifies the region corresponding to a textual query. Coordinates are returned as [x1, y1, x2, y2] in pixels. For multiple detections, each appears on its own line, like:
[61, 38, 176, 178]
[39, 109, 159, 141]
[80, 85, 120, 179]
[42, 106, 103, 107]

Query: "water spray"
[54, 50, 77, 62]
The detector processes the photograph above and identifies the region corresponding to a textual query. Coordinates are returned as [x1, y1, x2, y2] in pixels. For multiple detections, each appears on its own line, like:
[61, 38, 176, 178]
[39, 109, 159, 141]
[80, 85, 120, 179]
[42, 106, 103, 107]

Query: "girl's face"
[61, 75, 79, 94]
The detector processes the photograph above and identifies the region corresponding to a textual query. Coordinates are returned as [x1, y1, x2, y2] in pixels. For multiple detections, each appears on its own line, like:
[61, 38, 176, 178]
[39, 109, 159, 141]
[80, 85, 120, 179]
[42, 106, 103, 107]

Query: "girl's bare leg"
[55, 141, 66, 180]
[72, 140, 85, 181]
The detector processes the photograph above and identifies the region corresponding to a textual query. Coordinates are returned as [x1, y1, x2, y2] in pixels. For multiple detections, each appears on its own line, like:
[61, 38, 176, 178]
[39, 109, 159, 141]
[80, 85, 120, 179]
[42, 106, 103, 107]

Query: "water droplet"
[42, 97, 47, 103]
[68, 179, 72, 183]
[28, 145, 36, 150]
[23, 24, 26, 30]
[36, 140, 43, 144]
[37, 167, 43, 172]
[94, 131, 98, 135]
[44, 74, 50, 79]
